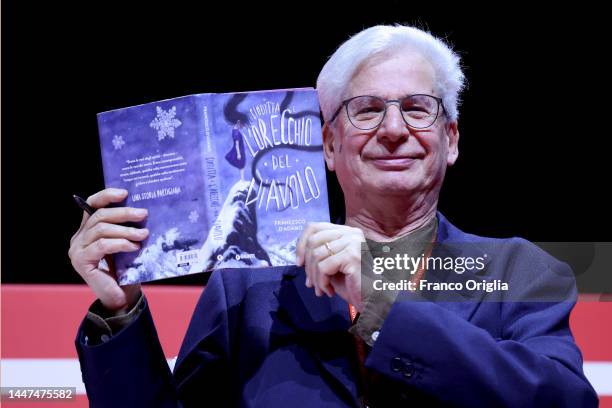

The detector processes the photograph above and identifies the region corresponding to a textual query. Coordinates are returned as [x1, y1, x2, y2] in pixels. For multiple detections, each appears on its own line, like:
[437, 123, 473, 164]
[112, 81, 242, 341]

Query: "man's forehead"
[346, 50, 437, 97]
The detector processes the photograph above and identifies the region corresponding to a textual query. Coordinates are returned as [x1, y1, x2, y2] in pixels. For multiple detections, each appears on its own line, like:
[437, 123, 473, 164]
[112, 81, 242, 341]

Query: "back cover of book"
[97, 88, 329, 284]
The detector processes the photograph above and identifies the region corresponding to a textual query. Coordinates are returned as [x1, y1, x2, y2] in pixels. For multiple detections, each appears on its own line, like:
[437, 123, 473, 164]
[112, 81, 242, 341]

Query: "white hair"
[316, 24, 466, 123]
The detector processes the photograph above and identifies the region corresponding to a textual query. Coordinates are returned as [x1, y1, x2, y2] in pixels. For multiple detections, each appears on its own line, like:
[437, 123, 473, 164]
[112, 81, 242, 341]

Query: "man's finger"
[304, 236, 316, 293]
[295, 222, 352, 266]
[86, 188, 129, 209]
[296, 222, 322, 266]
[81, 238, 141, 263]
[314, 250, 348, 298]
[311, 238, 351, 297]
[308, 229, 345, 252]
[80, 267, 130, 311]
[78, 189, 129, 229]
[84, 207, 148, 231]
[81, 223, 149, 247]
[318, 250, 345, 278]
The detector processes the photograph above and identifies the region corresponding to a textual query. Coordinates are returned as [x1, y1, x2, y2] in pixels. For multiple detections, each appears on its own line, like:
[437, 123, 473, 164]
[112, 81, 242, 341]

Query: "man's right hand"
[68, 188, 149, 315]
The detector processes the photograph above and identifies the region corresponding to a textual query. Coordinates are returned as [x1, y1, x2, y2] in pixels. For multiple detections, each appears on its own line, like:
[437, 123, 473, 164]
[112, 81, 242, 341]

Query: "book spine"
[196, 94, 224, 247]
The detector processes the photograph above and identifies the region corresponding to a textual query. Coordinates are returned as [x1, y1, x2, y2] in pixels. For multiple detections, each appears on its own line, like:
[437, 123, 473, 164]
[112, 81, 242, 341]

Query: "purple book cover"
[97, 88, 330, 284]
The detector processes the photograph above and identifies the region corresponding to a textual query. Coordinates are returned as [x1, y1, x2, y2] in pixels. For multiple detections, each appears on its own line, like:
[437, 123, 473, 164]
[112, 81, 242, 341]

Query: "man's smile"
[366, 155, 421, 170]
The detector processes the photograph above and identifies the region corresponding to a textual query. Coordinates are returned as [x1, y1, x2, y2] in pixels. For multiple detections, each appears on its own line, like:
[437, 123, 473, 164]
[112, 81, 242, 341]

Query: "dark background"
[3, 2, 609, 284]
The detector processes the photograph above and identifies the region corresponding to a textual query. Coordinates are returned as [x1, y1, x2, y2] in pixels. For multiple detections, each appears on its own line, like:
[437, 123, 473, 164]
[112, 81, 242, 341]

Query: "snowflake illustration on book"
[188, 210, 199, 223]
[150, 106, 182, 141]
[112, 135, 125, 150]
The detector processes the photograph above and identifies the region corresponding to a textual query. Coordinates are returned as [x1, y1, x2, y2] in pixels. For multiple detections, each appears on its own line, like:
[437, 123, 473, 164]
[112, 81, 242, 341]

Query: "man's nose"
[377, 103, 409, 144]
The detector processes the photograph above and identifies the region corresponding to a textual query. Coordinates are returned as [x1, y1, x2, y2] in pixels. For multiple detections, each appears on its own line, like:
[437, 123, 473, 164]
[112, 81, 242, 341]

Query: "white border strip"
[583, 362, 612, 395]
[1, 359, 611, 396]
[1, 359, 87, 393]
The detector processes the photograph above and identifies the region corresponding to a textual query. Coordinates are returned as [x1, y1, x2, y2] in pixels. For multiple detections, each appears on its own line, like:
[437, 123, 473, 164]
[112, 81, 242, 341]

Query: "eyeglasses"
[329, 94, 445, 130]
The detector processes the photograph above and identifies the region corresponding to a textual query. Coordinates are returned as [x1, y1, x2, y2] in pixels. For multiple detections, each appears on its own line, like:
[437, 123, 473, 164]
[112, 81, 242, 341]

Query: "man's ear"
[445, 120, 460, 166]
[322, 122, 336, 171]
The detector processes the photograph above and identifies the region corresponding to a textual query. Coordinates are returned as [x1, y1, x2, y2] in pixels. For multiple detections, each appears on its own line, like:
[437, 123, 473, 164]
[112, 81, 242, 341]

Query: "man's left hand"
[296, 222, 365, 312]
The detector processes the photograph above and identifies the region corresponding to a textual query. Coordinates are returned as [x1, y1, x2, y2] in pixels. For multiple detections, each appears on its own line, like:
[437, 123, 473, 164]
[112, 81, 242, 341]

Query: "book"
[96, 88, 330, 284]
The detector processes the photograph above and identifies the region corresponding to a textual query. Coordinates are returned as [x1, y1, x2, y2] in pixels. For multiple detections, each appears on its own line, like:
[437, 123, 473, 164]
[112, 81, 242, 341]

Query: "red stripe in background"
[1, 284, 202, 358]
[3, 285, 611, 360]
[571, 295, 612, 361]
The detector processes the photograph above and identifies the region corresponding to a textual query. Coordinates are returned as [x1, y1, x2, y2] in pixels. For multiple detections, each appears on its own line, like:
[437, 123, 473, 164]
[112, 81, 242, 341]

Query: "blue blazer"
[75, 213, 598, 407]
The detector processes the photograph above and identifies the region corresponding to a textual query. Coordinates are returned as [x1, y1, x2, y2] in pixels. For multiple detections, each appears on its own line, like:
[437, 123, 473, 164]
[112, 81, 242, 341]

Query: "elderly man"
[70, 25, 597, 407]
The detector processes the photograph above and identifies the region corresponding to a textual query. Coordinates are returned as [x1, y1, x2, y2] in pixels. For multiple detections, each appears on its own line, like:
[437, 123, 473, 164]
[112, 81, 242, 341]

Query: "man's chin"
[364, 178, 421, 196]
